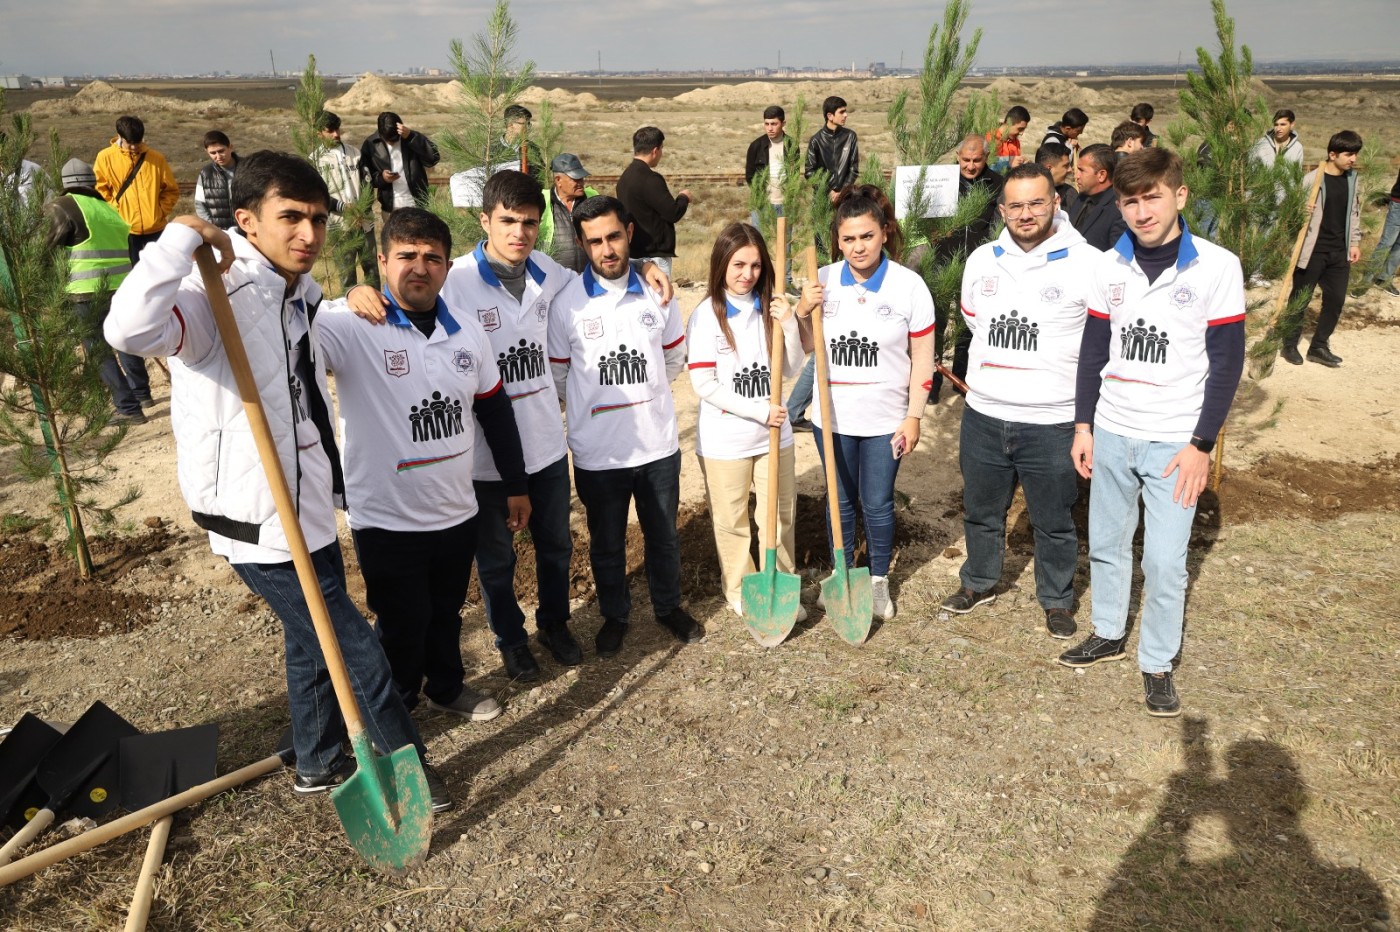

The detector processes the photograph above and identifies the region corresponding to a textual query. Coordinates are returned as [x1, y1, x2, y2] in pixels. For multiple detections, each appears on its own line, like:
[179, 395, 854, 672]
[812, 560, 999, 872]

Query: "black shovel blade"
[119, 724, 220, 811]
[37, 701, 140, 820]
[0, 714, 63, 830]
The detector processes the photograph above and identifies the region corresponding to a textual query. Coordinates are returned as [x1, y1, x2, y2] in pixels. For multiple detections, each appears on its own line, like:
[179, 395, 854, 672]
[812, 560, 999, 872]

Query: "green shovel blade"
[821, 549, 872, 646]
[331, 733, 432, 874]
[741, 548, 803, 648]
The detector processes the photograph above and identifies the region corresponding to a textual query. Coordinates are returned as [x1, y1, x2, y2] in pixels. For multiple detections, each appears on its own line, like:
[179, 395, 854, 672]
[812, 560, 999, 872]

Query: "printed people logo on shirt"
[732, 364, 771, 399]
[981, 276, 998, 296]
[1170, 283, 1197, 309]
[288, 375, 309, 423]
[384, 349, 410, 378]
[498, 339, 544, 383]
[597, 344, 649, 386]
[1108, 283, 1126, 307]
[987, 310, 1040, 352]
[409, 391, 465, 442]
[638, 308, 662, 332]
[452, 348, 477, 374]
[477, 307, 501, 332]
[828, 331, 879, 367]
[1040, 284, 1063, 304]
[1119, 318, 1170, 364]
[582, 316, 604, 340]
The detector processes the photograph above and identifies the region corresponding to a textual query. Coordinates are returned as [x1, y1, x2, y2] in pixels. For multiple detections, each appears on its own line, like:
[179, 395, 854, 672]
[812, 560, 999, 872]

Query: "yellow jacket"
[93, 138, 180, 235]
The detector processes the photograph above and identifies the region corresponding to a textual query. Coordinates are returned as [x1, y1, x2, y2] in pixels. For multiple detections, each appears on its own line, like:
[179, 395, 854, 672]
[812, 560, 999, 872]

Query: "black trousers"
[1287, 248, 1350, 350]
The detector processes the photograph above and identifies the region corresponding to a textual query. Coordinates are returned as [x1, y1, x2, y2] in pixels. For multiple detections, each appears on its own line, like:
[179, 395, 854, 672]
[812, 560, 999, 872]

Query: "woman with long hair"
[687, 222, 812, 616]
[800, 193, 935, 620]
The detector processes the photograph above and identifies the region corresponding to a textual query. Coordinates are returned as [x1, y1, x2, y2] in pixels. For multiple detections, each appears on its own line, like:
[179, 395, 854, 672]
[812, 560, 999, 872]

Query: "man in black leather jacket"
[805, 96, 860, 203]
[359, 111, 441, 214]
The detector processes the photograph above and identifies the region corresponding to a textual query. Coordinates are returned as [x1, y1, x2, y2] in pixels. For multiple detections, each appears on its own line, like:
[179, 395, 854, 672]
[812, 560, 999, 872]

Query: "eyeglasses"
[1002, 199, 1053, 217]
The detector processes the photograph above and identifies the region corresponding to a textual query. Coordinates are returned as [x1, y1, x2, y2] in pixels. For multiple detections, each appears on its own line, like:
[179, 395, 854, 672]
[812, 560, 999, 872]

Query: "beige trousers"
[698, 445, 797, 607]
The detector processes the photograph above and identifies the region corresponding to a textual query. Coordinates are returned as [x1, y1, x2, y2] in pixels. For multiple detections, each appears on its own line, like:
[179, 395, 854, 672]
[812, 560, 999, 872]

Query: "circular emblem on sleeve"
[453, 348, 476, 373]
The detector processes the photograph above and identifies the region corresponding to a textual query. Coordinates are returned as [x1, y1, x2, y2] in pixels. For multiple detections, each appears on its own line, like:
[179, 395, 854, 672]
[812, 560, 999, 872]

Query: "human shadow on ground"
[1088, 716, 1389, 931]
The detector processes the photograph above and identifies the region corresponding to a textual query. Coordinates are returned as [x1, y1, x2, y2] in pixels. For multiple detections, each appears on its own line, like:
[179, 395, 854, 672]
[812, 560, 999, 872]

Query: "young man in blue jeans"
[1061, 147, 1245, 717]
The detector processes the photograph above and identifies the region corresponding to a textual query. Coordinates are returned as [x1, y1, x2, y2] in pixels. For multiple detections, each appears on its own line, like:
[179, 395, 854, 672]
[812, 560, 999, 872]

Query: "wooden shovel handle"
[806, 246, 845, 552]
[0, 807, 55, 866]
[192, 246, 367, 740]
[763, 217, 787, 548]
[0, 753, 283, 887]
[122, 816, 172, 932]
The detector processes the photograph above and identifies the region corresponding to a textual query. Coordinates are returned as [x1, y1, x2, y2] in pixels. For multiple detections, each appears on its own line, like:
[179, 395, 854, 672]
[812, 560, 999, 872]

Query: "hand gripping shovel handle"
[122, 816, 172, 932]
[764, 217, 787, 542]
[192, 247, 368, 740]
[805, 246, 844, 552]
[0, 753, 283, 887]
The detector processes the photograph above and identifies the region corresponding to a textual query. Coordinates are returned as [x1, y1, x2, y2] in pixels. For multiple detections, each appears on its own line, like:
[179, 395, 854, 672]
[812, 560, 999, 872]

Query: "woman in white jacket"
[687, 222, 811, 616]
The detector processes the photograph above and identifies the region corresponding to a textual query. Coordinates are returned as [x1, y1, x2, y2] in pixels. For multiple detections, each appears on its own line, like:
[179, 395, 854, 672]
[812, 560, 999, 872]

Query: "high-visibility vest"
[67, 194, 131, 295]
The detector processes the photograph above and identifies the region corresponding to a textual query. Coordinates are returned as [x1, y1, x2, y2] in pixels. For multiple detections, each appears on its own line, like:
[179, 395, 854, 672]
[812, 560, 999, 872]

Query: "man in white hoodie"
[1249, 110, 1305, 169]
[941, 164, 1096, 640]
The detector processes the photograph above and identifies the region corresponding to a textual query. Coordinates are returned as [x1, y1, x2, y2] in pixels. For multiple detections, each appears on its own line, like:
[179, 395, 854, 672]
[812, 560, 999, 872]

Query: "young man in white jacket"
[104, 150, 450, 809]
[942, 164, 1096, 640]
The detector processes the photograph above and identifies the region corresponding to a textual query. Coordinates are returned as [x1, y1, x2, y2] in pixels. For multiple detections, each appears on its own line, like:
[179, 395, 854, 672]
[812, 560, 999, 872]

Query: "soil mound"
[652, 77, 913, 111]
[980, 77, 1107, 110]
[327, 74, 600, 113]
[28, 80, 244, 116]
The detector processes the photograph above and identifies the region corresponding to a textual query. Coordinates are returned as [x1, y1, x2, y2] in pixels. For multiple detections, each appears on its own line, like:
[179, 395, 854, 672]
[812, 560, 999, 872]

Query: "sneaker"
[500, 644, 541, 682]
[537, 623, 582, 666]
[656, 607, 704, 644]
[1142, 671, 1182, 717]
[293, 756, 356, 796]
[1058, 633, 1128, 668]
[728, 600, 743, 618]
[871, 575, 896, 620]
[790, 417, 813, 433]
[1280, 344, 1303, 366]
[139, 397, 156, 409]
[1044, 608, 1077, 640]
[595, 617, 629, 658]
[421, 761, 454, 812]
[941, 587, 995, 614]
[112, 410, 148, 426]
[1306, 347, 1341, 368]
[1377, 279, 1400, 297]
[426, 686, 503, 722]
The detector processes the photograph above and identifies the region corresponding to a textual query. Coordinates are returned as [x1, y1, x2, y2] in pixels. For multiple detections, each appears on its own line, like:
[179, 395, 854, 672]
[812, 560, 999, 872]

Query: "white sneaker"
[796, 602, 808, 622]
[728, 600, 744, 617]
[871, 575, 896, 620]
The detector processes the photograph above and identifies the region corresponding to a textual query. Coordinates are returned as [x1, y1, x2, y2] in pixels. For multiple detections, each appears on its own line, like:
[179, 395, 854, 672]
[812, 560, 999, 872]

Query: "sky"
[0, 0, 1395, 77]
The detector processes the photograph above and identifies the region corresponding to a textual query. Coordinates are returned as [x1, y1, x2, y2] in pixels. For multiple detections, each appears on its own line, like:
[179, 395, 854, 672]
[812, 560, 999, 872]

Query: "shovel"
[193, 246, 431, 874]
[740, 215, 802, 647]
[119, 724, 220, 932]
[805, 246, 873, 645]
[0, 714, 64, 833]
[0, 701, 139, 865]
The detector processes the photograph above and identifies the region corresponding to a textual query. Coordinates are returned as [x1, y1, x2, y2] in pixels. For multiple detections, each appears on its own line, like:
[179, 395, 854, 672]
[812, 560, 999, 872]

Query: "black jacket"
[745, 134, 796, 185]
[804, 126, 860, 193]
[1072, 187, 1128, 252]
[616, 158, 689, 259]
[359, 132, 441, 212]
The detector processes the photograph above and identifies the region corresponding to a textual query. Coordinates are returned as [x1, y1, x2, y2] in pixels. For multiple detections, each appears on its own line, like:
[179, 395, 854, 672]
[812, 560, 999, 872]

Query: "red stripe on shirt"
[548, 356, 570, 364]
[909, 322, 935, 338]
[172, 305, 187, 355]
[662, 335, 686, 350]
[1087, 307, 1110, 320]
[474, 378, 503, 399]
[687, 361, 716, 370]
[1209, 313, 1246, 326]
[960, 303, 975, 318]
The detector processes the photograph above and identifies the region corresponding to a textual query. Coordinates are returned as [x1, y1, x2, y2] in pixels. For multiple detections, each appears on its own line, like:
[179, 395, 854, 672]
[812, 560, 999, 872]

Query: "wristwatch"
[1189, 435, 1215, 454]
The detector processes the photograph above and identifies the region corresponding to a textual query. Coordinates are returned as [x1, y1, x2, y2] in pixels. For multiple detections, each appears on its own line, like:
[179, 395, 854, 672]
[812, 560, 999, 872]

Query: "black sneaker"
[1377, 279, 1400, 297]
[1307, 347, 1341, 368]
[1058, 634, 1128, 668]
[293, 756, 356, 795]
[1143, 671, 1182, 717]
[790, 417, 813, 433]
[656, 607, 704, 644]
[421, 761, 454, 812]
[112, 410, 148, 426]
[1280, 344, 1303, 366]
[1044, 608, 1077, 639]
[137, 396, 155, 408]
[595, 617, 629, 658]
[500, 643, 541, 682]
[941, 587, 995, 614]
[538, 623, 583, 666]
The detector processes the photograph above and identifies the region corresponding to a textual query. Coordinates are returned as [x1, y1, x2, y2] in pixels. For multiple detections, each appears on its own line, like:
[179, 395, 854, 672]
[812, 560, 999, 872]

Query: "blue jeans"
[1086, 428, 1198, 673]
[73, 298, 142, 416]
[573, 449, 682, 621]
[958, 406, 1079, 609]
[811, 426, 902, 577]
[475, 454, 573, 649]
[786, 355, 815, 422]
[1370, 200, 1400, 282]
[231, 544, 426, 780]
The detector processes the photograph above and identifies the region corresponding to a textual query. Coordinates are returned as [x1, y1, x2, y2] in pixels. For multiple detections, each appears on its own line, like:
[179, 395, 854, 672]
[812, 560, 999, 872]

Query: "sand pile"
[652, 77, 914, 111]
[28, 80, 244, 116]
[978, 77, 1107, 111]
[327, 73, 601, 113]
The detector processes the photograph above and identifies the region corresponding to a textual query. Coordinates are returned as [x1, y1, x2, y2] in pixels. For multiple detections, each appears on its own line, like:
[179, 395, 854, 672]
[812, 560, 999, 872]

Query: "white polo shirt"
[686, 292, 798, 460]
[1086, 225, 1246, 442]
[548, 266, 684, 470]
[440, 243, 571, 480]
[317, 294, 504, 532]
[811, 256, 935, 437]
[960, 215, 1094, 425]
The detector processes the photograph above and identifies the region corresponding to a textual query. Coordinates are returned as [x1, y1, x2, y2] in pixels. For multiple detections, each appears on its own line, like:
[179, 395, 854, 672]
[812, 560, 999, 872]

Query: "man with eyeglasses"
[492, 104, 546, 188]
[942, 163, 1095, 642]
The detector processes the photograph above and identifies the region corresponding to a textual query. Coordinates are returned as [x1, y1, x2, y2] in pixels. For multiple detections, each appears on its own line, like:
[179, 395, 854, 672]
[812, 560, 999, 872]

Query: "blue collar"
[839, 254, 890, 291]
[725, 293, 761, 318]
[472, 241, 546, 289]
[383, 289, 461, 335]
[1113, 217, 1199, 269]
[582, 264, 644, 298]
[992, 243, 1070, 261]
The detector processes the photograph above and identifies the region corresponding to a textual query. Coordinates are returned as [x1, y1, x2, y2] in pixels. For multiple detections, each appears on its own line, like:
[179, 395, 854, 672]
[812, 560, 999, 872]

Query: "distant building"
[0, 74, 32, 90]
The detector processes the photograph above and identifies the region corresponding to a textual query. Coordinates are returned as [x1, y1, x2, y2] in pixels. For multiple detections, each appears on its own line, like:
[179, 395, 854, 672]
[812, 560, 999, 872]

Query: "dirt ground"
[1, 76, 1398, 930]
